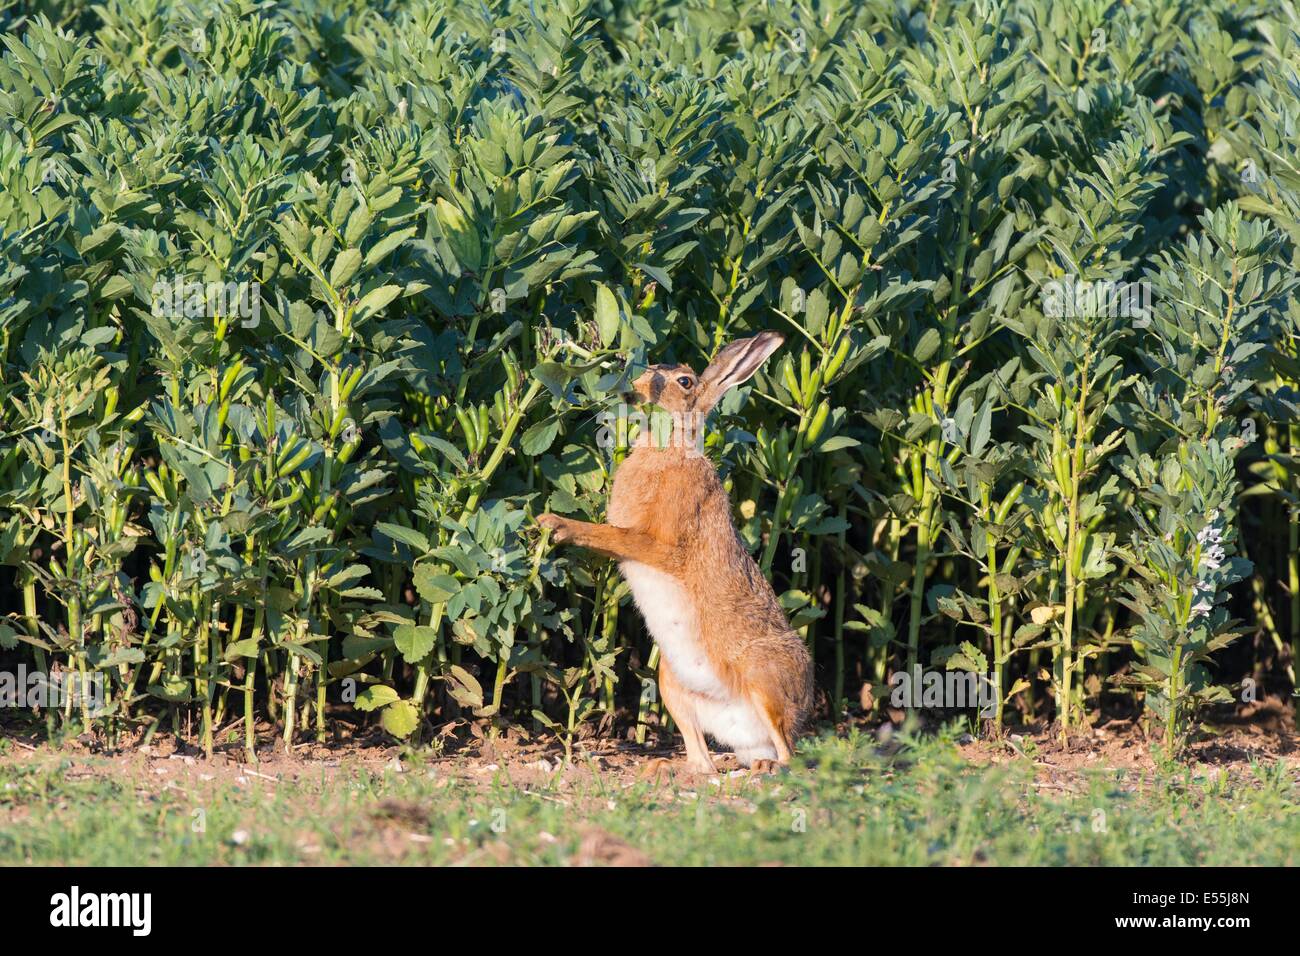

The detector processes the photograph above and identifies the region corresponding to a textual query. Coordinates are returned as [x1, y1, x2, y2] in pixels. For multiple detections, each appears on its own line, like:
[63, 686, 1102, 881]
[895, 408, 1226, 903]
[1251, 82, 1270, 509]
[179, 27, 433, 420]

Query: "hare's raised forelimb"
[537, 514, 682, 573]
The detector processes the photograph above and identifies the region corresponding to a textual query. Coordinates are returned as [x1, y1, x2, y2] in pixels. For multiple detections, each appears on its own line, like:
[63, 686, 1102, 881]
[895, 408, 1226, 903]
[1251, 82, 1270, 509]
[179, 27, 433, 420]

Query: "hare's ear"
[695, 331, 784, 415]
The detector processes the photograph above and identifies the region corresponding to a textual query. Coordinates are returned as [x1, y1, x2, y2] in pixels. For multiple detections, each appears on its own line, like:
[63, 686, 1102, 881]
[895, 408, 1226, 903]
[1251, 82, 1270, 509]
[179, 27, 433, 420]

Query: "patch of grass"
[1, 729, 1296, 866]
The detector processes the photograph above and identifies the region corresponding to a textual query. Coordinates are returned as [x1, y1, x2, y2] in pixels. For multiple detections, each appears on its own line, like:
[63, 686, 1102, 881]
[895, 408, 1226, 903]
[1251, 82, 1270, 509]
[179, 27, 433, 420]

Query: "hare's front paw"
[537, 513, 572, 543]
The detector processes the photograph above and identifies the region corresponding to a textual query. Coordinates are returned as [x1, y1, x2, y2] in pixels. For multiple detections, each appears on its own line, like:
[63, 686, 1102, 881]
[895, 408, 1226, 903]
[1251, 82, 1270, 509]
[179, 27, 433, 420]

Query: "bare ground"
[3, 695, 1296, 798]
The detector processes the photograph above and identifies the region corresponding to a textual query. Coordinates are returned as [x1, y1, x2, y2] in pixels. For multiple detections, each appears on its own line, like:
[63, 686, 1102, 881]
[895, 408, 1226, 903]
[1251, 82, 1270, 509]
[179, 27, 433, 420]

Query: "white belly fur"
[620, 560, 776, 763]
[692, 696, 776, 763]
[620, 561, 721, 698]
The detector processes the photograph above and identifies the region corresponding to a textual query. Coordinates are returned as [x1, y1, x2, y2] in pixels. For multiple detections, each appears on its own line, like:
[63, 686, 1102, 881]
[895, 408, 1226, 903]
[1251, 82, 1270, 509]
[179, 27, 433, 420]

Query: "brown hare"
[538, 331, 812, 773]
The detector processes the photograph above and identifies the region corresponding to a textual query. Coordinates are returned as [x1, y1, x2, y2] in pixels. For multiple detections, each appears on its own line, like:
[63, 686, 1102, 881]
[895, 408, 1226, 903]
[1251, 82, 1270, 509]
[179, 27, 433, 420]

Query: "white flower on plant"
[1197, 513, 1223, 546]
[1197, 513, 1226, 582]
[1189, 570, 1218, 622]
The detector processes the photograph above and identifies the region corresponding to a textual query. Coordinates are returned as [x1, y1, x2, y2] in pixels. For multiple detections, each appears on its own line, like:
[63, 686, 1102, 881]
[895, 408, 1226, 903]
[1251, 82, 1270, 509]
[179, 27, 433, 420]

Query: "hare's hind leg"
[657, 658, 716, 774]
[748, 687, 794, 765]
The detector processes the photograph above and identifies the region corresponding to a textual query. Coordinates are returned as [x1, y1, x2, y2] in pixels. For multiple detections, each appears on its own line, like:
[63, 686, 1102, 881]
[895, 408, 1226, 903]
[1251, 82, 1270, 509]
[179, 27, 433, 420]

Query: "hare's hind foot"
[638, 755, 715, 781]
[638, 757, 676, 782]
[732, 744, 779, 768]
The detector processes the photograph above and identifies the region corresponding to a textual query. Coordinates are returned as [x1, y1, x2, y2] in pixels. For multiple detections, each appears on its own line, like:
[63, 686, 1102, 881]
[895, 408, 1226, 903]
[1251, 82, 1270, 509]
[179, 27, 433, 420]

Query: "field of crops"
[0, 0, 1298, 769]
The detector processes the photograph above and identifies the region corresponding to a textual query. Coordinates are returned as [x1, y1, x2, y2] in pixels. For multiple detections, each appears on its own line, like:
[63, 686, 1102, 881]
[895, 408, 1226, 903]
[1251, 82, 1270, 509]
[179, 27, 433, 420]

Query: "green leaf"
[355, 685, 400, 712]
[96, 648, 145, 667]
[946, 640, 988, 672]
[376, 522, 430, 553]
[915, 328, 941, 363]
[148, 678, 192, 703]
[380, 699, 420, 738]
[101, 275, 134, 299]
[413, 564, 459, 604]
[223, 638, 261, 661]
[393, 624, 437, 664]
[435, 197, 481, 272]
[532, 362, 572, 399]
[330, 248, 363, 289]
[816, 435, 859, 453]
[354, 284, 401, 320]
[365, 226, 416, 267]
[594, 283, 620, 346]
[521, 418, 559, 456]
[971, 401, 992, 456]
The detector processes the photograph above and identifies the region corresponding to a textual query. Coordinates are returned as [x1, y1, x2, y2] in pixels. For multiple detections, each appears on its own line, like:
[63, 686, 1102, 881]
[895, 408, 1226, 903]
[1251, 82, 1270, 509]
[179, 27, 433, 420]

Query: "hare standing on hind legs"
[538, 331, 813, 775]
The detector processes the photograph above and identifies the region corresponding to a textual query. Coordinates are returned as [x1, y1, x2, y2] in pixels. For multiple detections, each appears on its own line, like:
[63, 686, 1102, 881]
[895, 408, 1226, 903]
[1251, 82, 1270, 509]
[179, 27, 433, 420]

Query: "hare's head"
[627, 331, 784, 419]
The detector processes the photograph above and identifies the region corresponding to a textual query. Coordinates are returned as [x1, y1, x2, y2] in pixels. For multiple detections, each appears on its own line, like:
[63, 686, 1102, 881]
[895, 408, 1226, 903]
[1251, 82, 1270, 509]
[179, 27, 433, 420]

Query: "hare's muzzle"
[627, 369, 663, 405]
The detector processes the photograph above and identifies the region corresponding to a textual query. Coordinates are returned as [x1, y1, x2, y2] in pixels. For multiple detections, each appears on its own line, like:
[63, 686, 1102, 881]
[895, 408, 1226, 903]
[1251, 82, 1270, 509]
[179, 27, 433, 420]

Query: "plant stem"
[1291, 422, 1300, 719]
[636, 643, 660, 745]
[983, 495, 1004, 731]
[833, 500, 848, 712]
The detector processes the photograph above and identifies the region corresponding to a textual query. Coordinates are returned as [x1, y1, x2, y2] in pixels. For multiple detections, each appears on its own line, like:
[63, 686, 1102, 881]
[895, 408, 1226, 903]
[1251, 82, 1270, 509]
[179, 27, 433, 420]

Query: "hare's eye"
[677, 376, 693, 389]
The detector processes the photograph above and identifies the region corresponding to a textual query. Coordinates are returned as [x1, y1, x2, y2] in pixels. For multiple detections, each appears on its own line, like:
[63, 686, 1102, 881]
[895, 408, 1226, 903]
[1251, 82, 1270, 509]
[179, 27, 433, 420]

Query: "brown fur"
[538, 332, 813, 771]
